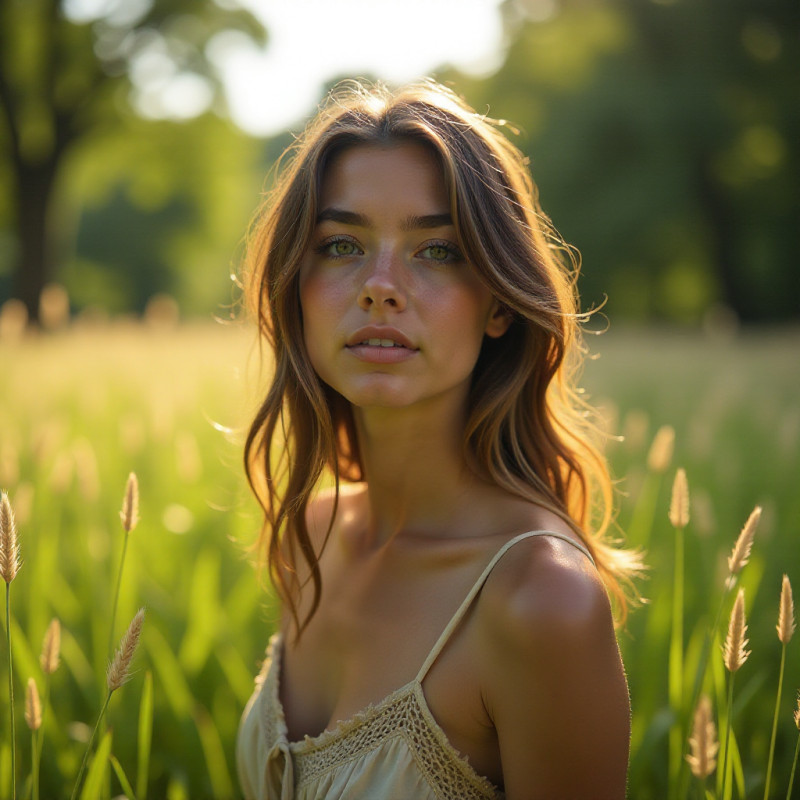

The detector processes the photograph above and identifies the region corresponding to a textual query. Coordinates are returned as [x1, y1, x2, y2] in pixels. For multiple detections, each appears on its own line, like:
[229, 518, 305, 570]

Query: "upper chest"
[278, 535, 503, 753]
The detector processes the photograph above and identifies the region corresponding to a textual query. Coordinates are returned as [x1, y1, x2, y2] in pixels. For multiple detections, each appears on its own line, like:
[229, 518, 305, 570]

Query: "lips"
[346, 327, 417, 350]
[356, 338, 406, 348]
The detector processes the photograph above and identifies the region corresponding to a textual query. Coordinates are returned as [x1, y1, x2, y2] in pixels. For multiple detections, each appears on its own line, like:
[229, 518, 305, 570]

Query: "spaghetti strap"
[415, 530, 595, 683]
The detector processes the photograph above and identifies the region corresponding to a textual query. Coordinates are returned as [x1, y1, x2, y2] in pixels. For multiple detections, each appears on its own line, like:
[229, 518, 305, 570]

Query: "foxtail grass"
[71, 608, 145, 800]
[2, 490, 21, 799]
[668, 467, 689, 798]
[721, 588, 750, 799]
[687, 693, 718, 797]
[727, 507, 761, 588]
[678, 506, 762, 799]
[25, 677, 42, 800]
[764, 575, 795, 799]
[108, 473, 139, 659]
[35, 618, 60, 786]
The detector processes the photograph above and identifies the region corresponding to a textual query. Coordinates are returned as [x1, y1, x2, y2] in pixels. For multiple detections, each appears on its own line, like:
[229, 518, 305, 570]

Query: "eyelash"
[417, 239, 464, 264]
[314, 235, 464, 264]
[315, 235, 362, 259]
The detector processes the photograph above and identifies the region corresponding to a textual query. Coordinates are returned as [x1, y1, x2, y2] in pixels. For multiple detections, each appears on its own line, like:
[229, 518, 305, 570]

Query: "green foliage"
[61, 113, 264, 316]
[444, 0, 799, 322]
[0, 0, 267, 318]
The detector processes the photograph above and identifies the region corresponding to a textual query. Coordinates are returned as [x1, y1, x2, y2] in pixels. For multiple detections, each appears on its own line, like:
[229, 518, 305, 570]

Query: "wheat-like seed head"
[794, 692, 800, 730]
[647, 425, 675, 473]
[25, 677, 42, 731]
[778, 574, 796, 645]
[107, 608, 145, 692]
[119, 472, 139, 534]
[0, 490, 21, 584]
[727, 506, 761, 576]
[686, 694, 718, 779]
[40, 617, 61, 675]
[669, 467, 690, 529]
[723, 588, 750, 672]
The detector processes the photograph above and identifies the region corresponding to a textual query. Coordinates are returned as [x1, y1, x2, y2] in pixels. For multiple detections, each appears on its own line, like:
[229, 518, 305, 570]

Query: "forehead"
[318, 141, 449, 212]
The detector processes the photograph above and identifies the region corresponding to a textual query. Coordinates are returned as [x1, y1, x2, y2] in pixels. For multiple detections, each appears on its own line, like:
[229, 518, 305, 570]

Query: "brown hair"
[243, 79, 641, 639]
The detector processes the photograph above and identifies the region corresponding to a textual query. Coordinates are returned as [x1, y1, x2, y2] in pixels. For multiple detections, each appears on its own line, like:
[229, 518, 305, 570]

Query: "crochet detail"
[258, 634, 288, 750]
[292, 683, 502, 799]
[257, 635, 502, 800]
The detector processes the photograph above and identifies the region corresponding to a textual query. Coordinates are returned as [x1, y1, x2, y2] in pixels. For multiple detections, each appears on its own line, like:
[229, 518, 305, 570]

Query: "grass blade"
[136, 670, 153, 800]
[110, 753, 137, 800]
[193, 703, 234, 799]
[79, 728, 112, 800]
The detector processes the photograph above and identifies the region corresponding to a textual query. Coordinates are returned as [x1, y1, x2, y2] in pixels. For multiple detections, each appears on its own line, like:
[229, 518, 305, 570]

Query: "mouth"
[351, 338, 409, 349]
[346, 328, 417, 350]
[345, 330, 419, 363]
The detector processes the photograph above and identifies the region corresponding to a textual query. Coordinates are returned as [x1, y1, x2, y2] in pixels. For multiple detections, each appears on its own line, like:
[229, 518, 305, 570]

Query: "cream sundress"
[237, 530, 595, 800]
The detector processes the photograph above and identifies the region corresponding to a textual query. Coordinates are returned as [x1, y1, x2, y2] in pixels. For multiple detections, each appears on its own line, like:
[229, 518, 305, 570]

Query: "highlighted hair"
[243, 80, 641, 639]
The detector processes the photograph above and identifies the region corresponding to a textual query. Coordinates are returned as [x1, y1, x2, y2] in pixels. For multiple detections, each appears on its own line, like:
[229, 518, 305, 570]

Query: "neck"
[352, 396, 484, 545]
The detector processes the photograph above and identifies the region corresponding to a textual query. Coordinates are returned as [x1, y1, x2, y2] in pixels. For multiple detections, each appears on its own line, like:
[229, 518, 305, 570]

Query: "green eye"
[333, 240, 357, 256]
[427, 245, 449, 261]
[420, 242, 462, 263]
[315, 237, 362, 259]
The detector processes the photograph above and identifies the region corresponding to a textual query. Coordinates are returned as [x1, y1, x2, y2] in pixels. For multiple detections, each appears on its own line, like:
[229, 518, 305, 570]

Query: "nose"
[357, 248, 407, 312]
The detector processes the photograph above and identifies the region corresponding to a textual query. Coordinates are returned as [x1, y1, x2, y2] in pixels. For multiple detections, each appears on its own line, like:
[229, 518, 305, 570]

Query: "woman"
[237, 79, 641, 800]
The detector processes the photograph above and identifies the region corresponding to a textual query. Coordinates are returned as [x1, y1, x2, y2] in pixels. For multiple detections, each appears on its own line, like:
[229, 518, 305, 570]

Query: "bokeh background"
[1, 0, 798, 798]
[1, 0, 798, 327]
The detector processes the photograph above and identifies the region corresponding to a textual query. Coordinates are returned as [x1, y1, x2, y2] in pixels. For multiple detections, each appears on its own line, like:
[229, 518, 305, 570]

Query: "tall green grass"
[0, 322, 265, 798]
[0, 321, 798, 798]
[585, 326, 800, 799]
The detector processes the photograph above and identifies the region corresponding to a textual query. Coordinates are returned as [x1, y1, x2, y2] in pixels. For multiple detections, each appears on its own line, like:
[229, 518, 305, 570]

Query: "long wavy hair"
[243, 80, 641, 640]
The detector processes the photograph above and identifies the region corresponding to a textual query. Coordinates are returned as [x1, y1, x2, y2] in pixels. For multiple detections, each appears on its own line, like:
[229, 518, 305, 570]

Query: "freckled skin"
[299, 142, 509, 411]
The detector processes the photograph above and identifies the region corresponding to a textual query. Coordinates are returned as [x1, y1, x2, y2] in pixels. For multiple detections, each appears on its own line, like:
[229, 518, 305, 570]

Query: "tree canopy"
[1, 0, 797, 324]
[446, 0, 799, 322]
[0, 0, 266, 322]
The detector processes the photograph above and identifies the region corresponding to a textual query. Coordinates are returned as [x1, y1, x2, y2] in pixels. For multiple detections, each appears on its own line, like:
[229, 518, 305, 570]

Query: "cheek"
[299, 269, 345, 375]
[299, 279, 324, 354]
[299, 265, 349, 316]
[434, 283, 495, 341]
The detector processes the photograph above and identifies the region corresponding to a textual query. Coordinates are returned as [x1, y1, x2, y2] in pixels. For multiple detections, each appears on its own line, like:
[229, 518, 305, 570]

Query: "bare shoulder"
[477, 533, 630, 799]
[481, 532, 611, 642]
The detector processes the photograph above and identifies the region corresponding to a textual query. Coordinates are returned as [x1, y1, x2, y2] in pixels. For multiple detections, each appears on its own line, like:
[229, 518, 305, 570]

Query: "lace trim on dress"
[259, 634, 503, 800]
[257, 634, 288, 751]
[294, 684, 502, 799]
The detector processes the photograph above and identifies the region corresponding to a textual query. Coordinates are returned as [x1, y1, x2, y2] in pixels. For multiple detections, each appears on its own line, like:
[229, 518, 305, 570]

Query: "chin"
[345, 390, 418, 410]
[320, 372, 409, 406]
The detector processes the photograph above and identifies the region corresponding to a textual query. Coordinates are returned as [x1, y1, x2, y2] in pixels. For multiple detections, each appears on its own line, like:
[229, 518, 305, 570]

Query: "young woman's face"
[299, 141, 509, 412]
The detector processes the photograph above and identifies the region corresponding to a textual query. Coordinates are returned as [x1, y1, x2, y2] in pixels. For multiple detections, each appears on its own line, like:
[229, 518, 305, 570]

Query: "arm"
[480, 540, 630, 799]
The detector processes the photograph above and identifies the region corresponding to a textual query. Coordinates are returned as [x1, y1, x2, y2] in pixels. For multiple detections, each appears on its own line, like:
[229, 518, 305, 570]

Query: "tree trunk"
[694, 155, 749, 322]
[12, 159, 58, 325]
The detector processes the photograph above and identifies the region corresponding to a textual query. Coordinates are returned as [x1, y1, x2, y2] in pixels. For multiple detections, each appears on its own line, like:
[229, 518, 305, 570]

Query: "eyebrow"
[316, 208, 453, 231]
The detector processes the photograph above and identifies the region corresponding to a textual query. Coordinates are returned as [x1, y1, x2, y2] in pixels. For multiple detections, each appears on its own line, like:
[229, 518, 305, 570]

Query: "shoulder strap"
[415, 530, 595, 683]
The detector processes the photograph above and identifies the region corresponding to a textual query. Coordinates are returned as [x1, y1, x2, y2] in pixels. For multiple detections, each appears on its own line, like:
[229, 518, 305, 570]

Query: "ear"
[484, 300, 513, 339]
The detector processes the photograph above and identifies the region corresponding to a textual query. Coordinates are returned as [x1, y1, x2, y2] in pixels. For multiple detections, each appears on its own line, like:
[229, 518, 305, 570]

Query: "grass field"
[1, 320, 798, 799]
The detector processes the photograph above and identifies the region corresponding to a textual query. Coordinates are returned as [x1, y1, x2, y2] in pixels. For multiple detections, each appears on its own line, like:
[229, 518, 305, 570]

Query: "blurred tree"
[60, 110, 264, 317]
[0, 0, 266, 322]
[446, 0, 799, 322]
